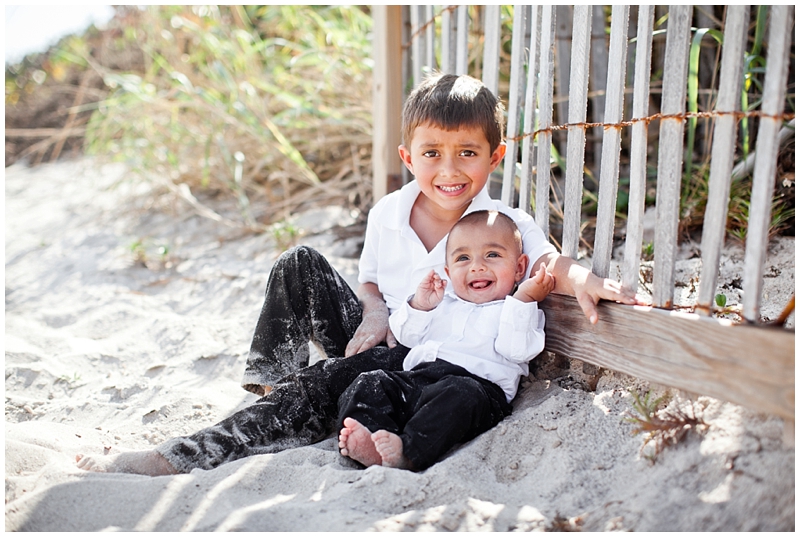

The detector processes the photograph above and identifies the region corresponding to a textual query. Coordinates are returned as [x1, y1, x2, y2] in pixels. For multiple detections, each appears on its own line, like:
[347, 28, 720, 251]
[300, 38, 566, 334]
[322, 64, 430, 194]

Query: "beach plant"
[80, 5, 374, 228]
[57, 372, 84, 390]
[269, 220, 302, 253]
[624, 389, 707, 462]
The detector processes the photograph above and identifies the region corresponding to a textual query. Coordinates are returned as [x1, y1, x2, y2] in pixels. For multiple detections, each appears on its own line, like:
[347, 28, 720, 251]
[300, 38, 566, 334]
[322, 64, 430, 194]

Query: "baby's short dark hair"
[401, 73, 505, 151]
[446, 210, 522, 258]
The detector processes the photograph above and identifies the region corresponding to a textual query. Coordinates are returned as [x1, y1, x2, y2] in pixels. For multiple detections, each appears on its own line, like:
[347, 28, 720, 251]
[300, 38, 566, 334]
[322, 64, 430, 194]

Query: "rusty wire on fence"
[402, 5, 459, 51]
[507, 109, 796, 143]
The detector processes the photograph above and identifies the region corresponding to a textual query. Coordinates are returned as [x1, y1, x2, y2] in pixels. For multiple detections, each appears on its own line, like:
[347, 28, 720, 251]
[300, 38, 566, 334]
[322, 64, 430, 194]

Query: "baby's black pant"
[337, 360, 512, 470]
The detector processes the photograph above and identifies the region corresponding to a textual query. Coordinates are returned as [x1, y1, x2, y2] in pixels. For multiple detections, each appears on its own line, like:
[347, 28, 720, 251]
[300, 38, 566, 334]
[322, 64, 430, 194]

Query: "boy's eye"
[423, 150, 439, 158]
[460, 150, 476, 157]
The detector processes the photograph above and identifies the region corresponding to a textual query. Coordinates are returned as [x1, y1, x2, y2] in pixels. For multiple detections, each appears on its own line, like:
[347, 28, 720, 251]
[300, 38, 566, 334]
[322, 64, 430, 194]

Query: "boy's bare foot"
[338, 417, 382, 467]
[75, 450, 178, 476]
[372, 430, 414, 470]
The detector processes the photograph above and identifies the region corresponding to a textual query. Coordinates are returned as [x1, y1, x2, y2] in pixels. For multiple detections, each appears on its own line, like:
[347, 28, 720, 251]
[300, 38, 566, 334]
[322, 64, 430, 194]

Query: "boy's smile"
[399, 124, 506, 217]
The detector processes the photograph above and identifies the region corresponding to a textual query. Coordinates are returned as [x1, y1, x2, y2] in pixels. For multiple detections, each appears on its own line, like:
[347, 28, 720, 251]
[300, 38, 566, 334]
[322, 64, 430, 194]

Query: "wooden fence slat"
[371, 5, 404, 200]
[519, 6, 542, 216]
[696, 6, 750, 312]
[424, 5, 436, 73]
[456, 5, 470, 75]
[441, 6, 456, 75]
[591, 5, 630, 279]
[501, 5, 529, 207]
[535, 6, 557, 238]
[481, 5, 501, 97]
[743, 5, 795, 323]
[589, 5, 609, 181]
[554, 5, 573, 155]
[541, 294, 794, 420]
[561, 6, 592, 260]
[621, 5, 655, 293]
[410, 6, 425, 86]
[652, 5, 692, 308]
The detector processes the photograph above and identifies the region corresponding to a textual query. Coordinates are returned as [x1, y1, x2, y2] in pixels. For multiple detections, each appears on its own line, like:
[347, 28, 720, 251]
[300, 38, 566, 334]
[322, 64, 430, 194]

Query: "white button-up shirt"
[358, 181, 556, 314]
[390, 291, 546, 402]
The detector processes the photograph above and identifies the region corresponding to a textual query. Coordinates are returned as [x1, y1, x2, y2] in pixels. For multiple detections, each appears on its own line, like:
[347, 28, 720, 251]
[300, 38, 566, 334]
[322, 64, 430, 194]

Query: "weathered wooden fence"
[371, 5, 794, 436]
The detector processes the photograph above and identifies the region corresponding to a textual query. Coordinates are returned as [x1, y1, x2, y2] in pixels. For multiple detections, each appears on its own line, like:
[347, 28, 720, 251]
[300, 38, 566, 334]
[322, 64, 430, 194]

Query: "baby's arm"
[513, 262, 555, 303]
[409, 270, 446, 311]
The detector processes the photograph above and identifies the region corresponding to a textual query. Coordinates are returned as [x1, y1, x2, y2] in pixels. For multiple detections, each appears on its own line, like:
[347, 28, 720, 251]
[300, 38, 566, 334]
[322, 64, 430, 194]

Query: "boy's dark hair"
[401, 73, 506, 151]
[446, 210, 522, 258]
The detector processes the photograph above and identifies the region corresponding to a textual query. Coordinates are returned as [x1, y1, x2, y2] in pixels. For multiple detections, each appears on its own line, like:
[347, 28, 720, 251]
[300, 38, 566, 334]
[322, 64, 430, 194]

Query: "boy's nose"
[439, 157, 461, 177]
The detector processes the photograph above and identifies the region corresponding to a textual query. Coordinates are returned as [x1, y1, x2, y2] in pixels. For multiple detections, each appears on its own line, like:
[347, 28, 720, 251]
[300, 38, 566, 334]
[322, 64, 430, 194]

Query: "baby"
[337, 209, 554, 470]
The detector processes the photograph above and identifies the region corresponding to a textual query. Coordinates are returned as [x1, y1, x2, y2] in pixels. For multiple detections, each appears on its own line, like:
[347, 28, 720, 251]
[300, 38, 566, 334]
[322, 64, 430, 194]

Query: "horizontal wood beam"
[540, 293, 795, 420]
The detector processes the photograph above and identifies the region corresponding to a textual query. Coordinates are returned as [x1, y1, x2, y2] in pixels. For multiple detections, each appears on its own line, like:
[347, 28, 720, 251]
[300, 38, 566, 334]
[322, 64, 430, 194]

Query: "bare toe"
[339, 418, 382, 467]
[372, 430, 413, 470]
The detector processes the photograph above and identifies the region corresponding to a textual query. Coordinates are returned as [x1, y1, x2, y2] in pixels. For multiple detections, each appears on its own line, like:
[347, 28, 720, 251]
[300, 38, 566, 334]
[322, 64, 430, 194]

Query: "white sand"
[4, 158, 795, 531]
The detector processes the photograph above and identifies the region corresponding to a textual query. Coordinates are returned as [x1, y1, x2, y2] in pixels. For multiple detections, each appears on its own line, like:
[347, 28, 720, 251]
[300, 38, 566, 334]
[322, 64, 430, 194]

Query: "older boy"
[77, 73, 636, 476]
[339, 211, 554, 470]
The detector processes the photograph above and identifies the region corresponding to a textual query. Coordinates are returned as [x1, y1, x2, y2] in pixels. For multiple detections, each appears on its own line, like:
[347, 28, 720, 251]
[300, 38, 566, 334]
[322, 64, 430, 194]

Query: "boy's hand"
[345, 282, 397, 356]
[409, 270, 446, 311]
[514, 262, 555, 303]
[345, 310, 397, 357]
[575, 272, 640, 325]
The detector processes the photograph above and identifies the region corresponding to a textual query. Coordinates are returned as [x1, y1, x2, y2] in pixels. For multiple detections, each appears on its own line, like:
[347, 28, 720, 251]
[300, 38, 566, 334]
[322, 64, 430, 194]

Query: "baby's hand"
[514, 263, 555, 303]
[409, 270, 446, 311]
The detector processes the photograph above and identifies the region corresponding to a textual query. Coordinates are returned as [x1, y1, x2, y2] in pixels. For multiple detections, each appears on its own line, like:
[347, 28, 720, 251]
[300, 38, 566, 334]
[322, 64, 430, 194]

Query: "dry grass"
[624, 390, 708, 463]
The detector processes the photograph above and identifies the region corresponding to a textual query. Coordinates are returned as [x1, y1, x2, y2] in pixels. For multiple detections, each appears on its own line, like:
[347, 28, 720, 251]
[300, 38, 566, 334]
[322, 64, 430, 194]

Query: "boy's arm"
[534, 252, 639, 324]
[344, 282, 397, 357]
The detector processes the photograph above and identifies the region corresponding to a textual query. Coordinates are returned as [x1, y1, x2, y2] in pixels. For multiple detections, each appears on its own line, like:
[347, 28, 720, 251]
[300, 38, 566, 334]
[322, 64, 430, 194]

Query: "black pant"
[157, 246, 410, 472]
[241, 245, 366, 391]
[337, 360, 512, 470]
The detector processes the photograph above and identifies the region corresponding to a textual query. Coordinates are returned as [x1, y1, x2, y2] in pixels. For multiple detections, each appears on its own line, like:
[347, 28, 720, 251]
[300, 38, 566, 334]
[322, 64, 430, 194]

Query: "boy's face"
[444, 221, 527, 304]
[398, 124, 506, 216]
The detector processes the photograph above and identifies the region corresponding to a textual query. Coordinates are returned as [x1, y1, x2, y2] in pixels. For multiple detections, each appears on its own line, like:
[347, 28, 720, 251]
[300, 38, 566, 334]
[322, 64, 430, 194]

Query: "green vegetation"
[63, 6, 373, 229]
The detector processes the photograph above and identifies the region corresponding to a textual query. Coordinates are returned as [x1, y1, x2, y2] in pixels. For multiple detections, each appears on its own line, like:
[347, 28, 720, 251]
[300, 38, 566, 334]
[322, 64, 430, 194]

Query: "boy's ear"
[490, 142, 507, 170]
[515, 253, 529, 282]
[398, 145, 414, 174]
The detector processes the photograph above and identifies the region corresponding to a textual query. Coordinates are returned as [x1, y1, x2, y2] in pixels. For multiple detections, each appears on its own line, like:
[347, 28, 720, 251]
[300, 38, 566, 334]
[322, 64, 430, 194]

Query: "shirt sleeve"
[357, 202, 382, 286]
[388, 299, 434, 348]
[494, 296, 546, 363]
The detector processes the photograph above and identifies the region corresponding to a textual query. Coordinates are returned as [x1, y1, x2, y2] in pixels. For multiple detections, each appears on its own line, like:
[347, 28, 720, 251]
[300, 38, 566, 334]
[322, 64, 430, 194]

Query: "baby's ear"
[515, 253, 529, 281]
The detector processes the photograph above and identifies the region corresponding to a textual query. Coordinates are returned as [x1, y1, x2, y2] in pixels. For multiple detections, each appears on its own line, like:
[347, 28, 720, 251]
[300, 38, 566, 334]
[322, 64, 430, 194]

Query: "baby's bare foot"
[338, 417, 382, 467]
[75, 450, 178, 476]
[372, 430, 413, 470]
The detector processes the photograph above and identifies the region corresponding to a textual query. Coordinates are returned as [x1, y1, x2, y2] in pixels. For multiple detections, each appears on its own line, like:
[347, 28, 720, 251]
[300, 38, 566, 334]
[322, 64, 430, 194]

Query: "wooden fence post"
[371, 5, 404, 200]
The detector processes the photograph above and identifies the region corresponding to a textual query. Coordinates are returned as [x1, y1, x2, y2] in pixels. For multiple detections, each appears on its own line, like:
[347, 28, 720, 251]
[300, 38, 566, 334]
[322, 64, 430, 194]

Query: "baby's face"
[444, 223, 526, 304]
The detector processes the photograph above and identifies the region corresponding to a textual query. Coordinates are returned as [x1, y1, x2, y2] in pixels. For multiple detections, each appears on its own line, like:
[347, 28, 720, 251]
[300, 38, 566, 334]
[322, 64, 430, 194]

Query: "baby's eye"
[455, 254, 469, 262]
[486, 252, 500, 258]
